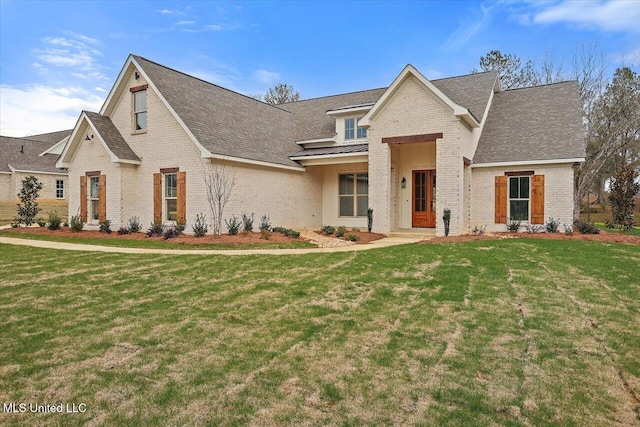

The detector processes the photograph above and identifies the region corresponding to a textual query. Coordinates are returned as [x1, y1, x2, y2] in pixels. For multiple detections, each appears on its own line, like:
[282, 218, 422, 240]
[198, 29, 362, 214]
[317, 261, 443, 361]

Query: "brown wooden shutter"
[98, 174, 107, 222]
[177, 171, 186, 224]
[80, 175, 87, 222]
[495, 176, 507, 224]
[531, 174, 545, 224]
[153, 173, 162, 224]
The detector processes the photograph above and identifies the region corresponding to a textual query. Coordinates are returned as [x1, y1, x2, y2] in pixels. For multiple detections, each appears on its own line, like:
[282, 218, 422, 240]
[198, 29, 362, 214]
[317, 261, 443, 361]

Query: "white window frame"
[89, 176, 99, 222]
[338, 172, 368, 217]
[164, 173, 177, 222]
[508, 175, 530, 222]
[133, 89, 147, 132]
[344, 117, 367, 141]
[55, 179, 64, 199]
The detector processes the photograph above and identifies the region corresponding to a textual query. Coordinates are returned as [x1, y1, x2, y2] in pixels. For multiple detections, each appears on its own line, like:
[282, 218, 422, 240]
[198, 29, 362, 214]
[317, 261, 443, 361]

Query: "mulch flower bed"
[420, 231, 640, 245]
[2, 226, 308, 246]
[316, 230, 387, 244]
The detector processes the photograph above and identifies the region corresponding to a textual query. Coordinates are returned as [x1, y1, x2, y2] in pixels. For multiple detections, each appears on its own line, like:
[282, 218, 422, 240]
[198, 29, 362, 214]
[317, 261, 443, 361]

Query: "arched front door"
[412, 170, 436, 228]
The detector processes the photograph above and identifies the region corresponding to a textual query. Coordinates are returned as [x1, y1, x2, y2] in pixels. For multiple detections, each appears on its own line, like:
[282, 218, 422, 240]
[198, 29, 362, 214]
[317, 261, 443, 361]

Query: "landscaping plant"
[46, 211, 62, 230]
[128, 216, 141, 233]
[609, 164, 640, 232]
[546, 217, 561, 233]
[192, 213, 208, 237]
[225, 215, 242, 235]
[259, 214, 271, 232]
[14, 175, 43, 226]
[443, 208, 451, 236]
[241, 212, 254, 234]
[320, 225, 335, 235]
[506, 217, 521, 232]
[69, 214, 84, 232]
[99, 220, 112, 234]
[367, 208, 373, 232]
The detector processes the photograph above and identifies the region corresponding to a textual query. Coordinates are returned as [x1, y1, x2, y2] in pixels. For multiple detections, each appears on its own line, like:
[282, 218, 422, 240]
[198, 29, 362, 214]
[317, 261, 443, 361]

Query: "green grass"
[593, 223, 640, 237]
[1, 239, 639, 425]
[0, 230, 316, 250]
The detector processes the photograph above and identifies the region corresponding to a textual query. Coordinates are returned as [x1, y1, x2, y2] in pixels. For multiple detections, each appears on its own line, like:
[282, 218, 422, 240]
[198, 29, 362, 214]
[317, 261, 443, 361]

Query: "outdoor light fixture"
[401, 177, 406, 188]
[134, 71, 140, 80]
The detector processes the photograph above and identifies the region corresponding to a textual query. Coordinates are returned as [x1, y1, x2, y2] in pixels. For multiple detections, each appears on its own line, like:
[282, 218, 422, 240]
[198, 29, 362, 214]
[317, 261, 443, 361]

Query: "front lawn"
[1, 240, 639, 425]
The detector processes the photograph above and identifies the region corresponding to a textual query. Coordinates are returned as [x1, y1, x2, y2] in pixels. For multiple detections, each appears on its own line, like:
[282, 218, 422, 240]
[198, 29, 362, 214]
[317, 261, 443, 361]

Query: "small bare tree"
[202, 161, 235, 236]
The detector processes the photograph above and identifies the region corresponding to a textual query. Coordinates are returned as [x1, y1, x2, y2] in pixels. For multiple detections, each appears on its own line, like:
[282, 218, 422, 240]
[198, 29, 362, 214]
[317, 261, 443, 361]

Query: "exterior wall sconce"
[134, 71, 140, 80]
[401, 177, 406, 188]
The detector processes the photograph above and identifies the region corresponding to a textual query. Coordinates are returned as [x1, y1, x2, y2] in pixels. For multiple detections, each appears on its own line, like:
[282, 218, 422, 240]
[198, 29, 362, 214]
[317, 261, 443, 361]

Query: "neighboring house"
[56, 55, 584, 236]
[0, 130, 71, 204]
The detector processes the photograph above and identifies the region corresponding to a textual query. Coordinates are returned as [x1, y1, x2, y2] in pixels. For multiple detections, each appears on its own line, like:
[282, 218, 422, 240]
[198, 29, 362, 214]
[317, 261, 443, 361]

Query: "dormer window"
[345, 118, 367, 141]
[131, 84, 148, 132]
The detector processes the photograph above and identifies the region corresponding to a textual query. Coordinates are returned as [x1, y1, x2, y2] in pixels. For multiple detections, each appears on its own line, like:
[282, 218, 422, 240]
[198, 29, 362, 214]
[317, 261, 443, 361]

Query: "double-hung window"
[165, 173, 177, 221]
[339, 173, 368, 217]
[344, 118, 367, 141]
[55, 179, 64, 199]
[89, 176, 99, 221]
[133, 90, 147, 131]
[509, 176, 530, 221]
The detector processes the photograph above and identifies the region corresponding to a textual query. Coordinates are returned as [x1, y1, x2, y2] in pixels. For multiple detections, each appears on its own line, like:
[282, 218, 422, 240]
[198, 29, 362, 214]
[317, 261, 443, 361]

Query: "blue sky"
[1, 0, 639, 137]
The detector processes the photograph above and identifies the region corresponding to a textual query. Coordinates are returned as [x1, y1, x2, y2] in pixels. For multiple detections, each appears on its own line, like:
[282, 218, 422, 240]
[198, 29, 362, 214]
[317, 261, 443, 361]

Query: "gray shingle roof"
[134, 55, 301, 168]
[474, 81, 585, 164]
[24, 129, 72, 145]
[431, 71, 497, 122]
[84, 111, 141, 162]
[291, 143, 368, 158]
[0, 136, 64, 173]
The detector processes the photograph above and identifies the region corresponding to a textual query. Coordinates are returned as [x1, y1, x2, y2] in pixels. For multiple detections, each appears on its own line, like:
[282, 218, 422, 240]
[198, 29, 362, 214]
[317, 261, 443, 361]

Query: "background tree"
[14, 175, 43, 226]
[608, 164, 640, 231]
[261, 83, 300, 105]
[473, 50, 538, 89]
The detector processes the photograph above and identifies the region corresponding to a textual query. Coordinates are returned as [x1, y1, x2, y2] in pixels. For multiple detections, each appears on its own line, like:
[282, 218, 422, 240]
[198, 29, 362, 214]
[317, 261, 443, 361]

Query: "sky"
[1, 0, 639, 137]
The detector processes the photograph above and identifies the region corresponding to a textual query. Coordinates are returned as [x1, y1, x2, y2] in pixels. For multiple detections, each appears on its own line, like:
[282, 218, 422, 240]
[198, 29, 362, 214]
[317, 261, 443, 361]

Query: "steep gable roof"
[474, 81, 585, 165]
[25, 129, 72, 145]
[431, 71, 498, 122]
[0, 136, 64, 174]
[132, 55, 302, 169]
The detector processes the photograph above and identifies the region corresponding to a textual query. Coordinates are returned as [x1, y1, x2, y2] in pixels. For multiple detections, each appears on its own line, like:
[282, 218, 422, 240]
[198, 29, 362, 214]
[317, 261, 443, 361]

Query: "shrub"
[320, 225, 335, 235]
[99, 220, 112, 234]
[471, 225, 486, 236]
[163, 226, 180, 240]
[241, 212, 254, 233]
[36, 218, 46, 227]
[604, 220, 615, 229]
[609, 164, 640, 232]
[128, 216, 141, 233]
[47, 211, 62, 230]
[69, 214, 84, 232]
[575, 220, 600, 235]
[367, 208, 373, 232]
[15, 175, 43, 226]
[443, 208, 451, 236]
[545, 217, 560, 233]
[117, 226, 131, 235]
[261, 229, 271, 240]
[63, 221, 69, 228]
[226, 215, 242, 235]
[271, 226, 286, 234]
[524, 224, 543, 234]
[259, 214, 271, 232]
[175, 220, 186, 233]
[345, 234, 359, 242]
[506, 217, 521, 232]
[284, 229, 300, 238]
[335, 226, 347, 238]
[563, 223, 574, 235]
[192, 213, 208, 237]
[147, 222, 164, 237]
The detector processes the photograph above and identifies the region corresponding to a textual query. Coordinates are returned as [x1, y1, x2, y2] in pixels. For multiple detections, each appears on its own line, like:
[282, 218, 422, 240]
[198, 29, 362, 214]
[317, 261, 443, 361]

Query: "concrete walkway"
[0, 235, 422, 256]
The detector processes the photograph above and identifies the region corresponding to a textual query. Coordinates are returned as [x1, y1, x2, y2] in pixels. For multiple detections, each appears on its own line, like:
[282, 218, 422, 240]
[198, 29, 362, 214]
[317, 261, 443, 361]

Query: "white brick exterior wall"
[1, 172, 66, 202]
[471, 163, 576, 233]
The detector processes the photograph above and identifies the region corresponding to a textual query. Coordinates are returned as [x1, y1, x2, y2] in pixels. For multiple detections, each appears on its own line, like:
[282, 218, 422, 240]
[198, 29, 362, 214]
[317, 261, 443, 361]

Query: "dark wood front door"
[412, 170, 436, 228]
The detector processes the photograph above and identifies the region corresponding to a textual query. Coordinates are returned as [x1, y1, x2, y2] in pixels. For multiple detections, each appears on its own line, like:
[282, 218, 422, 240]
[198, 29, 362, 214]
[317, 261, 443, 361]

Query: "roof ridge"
[1, 135, 52, 144]
[502, 80, 578, 92]
[131, 54, 292, 114]
[431, 69, 498, 82]
[280, 87, 388, 104]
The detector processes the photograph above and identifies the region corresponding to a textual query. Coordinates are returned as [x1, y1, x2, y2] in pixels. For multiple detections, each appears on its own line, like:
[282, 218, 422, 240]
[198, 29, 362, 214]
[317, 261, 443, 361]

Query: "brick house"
[56, 55, 584, 236]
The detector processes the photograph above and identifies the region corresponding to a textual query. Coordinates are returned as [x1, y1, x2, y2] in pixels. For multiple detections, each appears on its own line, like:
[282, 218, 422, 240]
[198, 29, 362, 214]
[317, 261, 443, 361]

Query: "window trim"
[344, 117, 367, 141]
[164, 172, 177, 222]
[508, 175, 530, 222]
[338, 172, 368, 218]
[55, 179, 64, 199]
[132, 89, 147, 133]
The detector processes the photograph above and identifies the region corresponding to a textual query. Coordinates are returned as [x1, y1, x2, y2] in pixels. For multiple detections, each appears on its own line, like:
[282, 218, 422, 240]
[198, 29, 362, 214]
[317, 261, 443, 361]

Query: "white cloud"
[0, 85, 103, 136]
[532, 0, 640, 33]
[252, 69, 280, 84]
[205, 23, 240, 31]
[33, 34, 108, 81]
[444, 3, 494, 50]
[176, 20, 196, 26]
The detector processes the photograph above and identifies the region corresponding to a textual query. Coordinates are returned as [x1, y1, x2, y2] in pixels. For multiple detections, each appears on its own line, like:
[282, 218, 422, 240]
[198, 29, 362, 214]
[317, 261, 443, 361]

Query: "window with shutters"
[164, 173, 177, 222]
[509, 176, 530, 221]
[89, 176, 99, 221]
